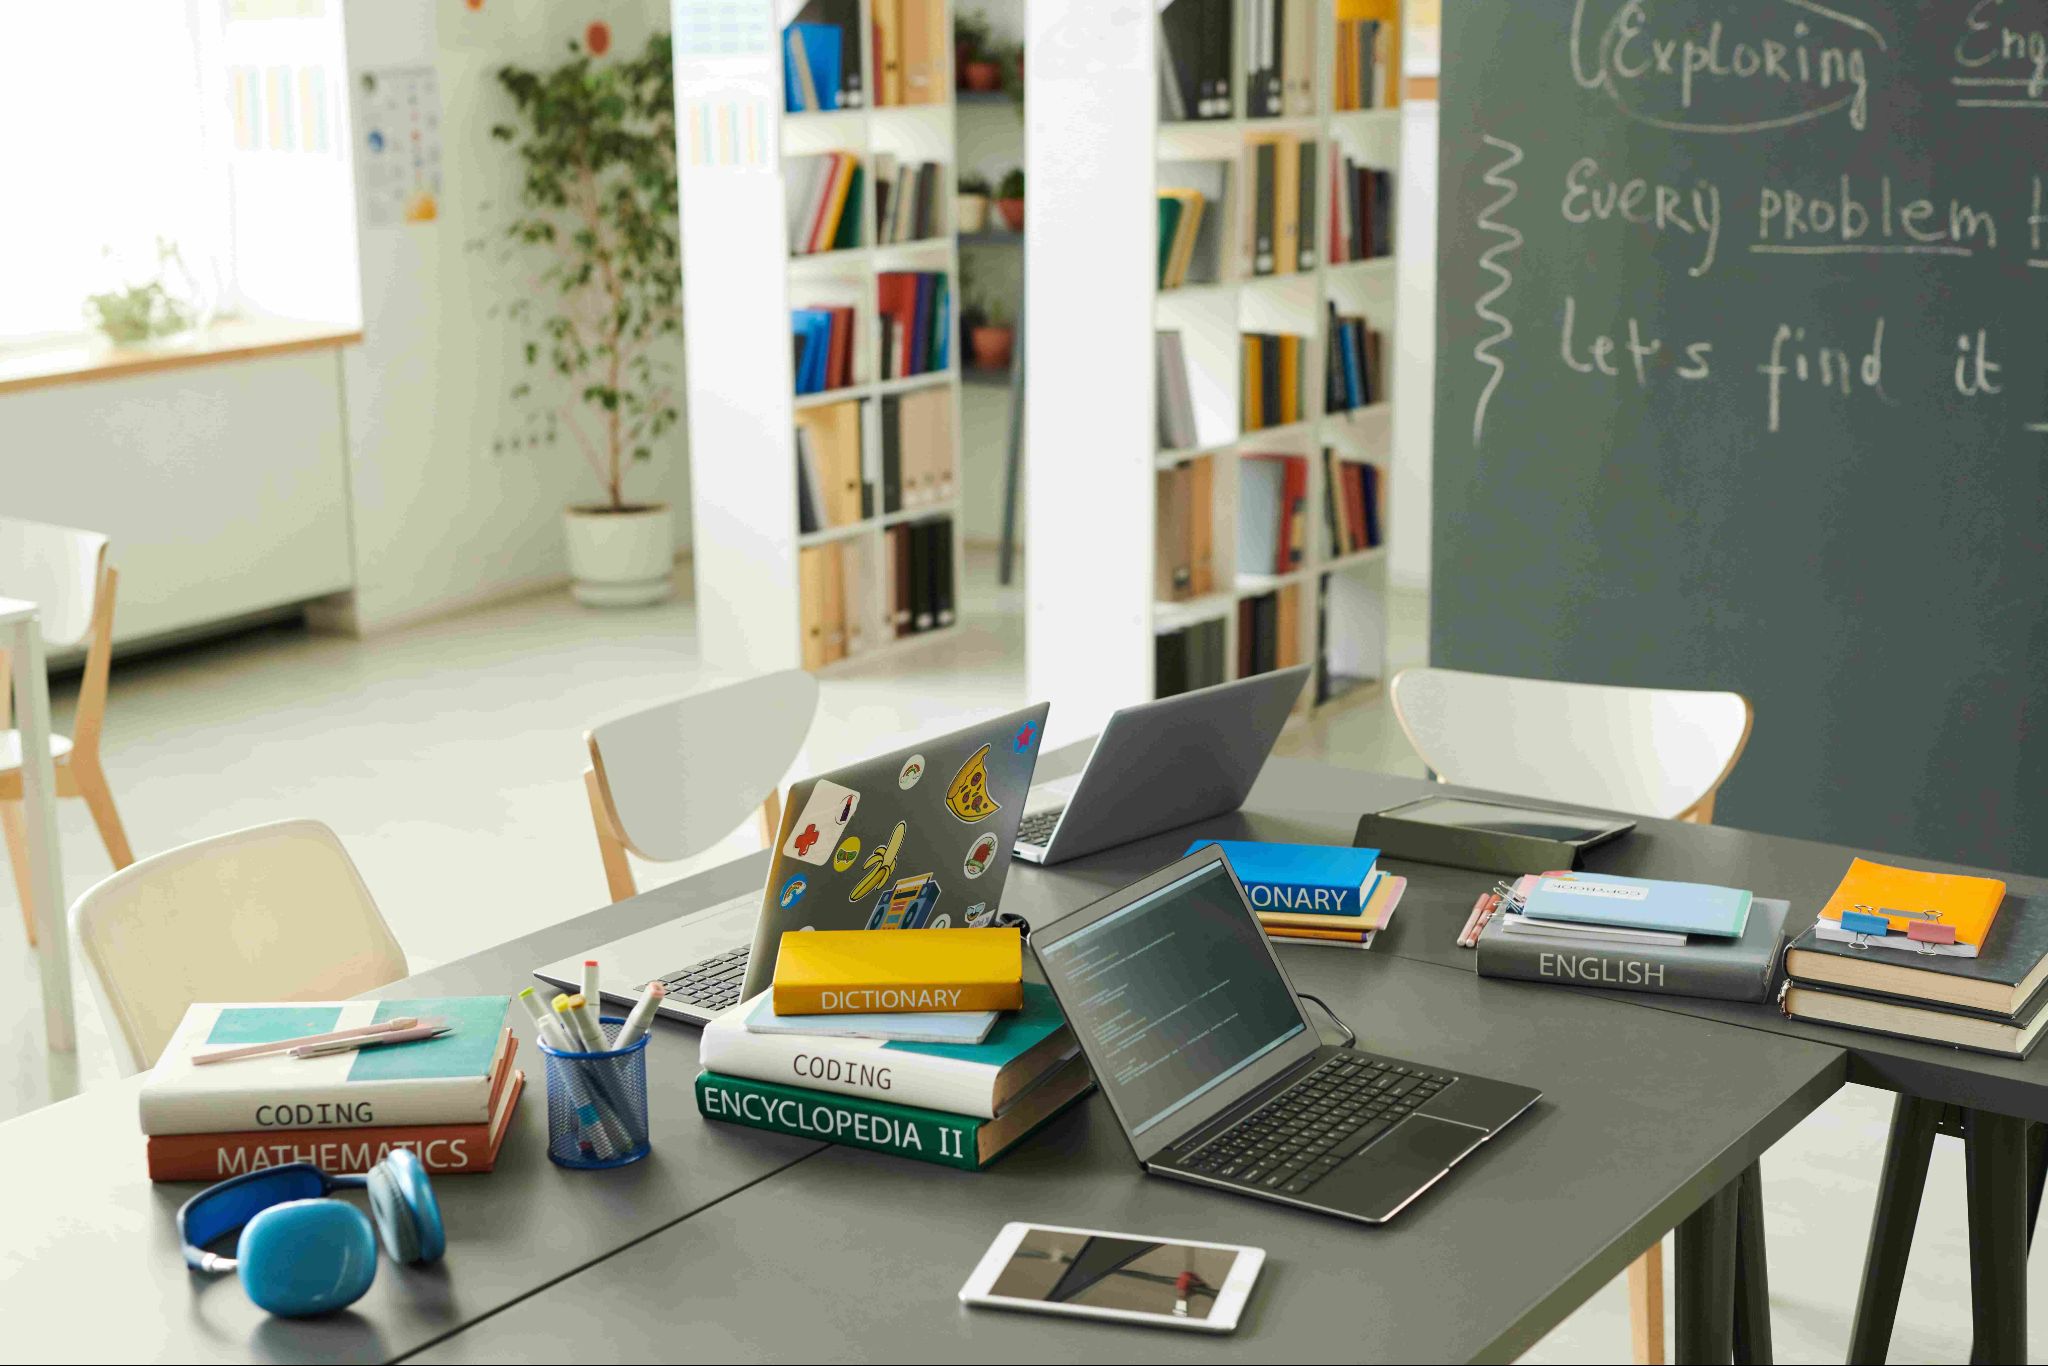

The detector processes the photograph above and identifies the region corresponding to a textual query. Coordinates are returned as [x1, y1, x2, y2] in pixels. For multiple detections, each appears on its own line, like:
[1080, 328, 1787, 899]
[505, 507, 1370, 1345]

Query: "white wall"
[1390, 99, 1435, 592]
[336, 0, 689, 633]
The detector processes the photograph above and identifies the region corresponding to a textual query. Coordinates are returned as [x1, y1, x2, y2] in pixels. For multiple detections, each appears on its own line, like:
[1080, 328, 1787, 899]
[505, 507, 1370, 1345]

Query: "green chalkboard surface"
[1433, 1, 2048, 873]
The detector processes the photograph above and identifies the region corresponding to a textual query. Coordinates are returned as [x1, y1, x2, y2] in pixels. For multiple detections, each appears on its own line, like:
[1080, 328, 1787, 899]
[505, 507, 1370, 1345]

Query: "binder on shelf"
[794, 399, 865, 528]
[1155, 330, 1199, 451]
[784, 22, 842, 114]
[787, 2, 865, 110]
[1156, 617, 1227, 698]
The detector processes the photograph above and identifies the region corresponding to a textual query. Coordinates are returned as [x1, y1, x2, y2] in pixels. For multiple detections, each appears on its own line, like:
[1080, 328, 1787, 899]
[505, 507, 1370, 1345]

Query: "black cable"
[1297, 992, 1355, 1048]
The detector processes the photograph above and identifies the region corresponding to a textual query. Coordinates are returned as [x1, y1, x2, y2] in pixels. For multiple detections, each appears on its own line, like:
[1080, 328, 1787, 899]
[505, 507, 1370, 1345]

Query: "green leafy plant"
[83, 240, 198, 345]
[953, 12, 993, 61]
[957, 172, 991, 196]
[997, 167, 1025, 201]
[490, 32, 680, 512]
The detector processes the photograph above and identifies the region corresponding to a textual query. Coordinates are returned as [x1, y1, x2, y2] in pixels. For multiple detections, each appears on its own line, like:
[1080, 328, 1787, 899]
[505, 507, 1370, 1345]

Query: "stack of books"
[875, 270, 950, 380]
[1158, 160, 1230, 290]
[140, 996, 523, 1182]
[1781, 860, 2048, 1056]
[782, 11, 861, 114]
[787, 151, 864, 255]
[1243, 332, 1307, 431]
[1243, 134, 1318, 277]
[696, 929, 1093, 1170]
[796, 515, 955, 667]
[1235, 586, 1304, 677]
[1330, 157, 1394, 263]
[791, 303, 859, 395]
[1325, 303, 1385, 413]
[1334, 1, 1401, 111]
[874, 157, 945, 244]
[1476, 873, 1789, 1001]
[1189, 840, 1404, 950]
[1157, 0, 1235, 122]
[1322, 449, 1383, 554]
[1155, 618, 1228, 699]
[1245, 0, 1318, 119]
[1155, 455, 1217, 603]
[1239, 453, 1307, 576]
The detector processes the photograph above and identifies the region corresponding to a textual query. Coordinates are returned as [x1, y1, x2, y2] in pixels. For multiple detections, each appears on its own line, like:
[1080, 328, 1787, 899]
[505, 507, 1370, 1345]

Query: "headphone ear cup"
[366, 1149, 444, 1265]
[236, 1201, 379, 1317]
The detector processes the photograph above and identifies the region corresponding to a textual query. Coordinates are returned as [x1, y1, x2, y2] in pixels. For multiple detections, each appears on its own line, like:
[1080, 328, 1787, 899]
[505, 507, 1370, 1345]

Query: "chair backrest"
[69, 819, 409, 1074]
[0, 516, 107, 649]
[1389, 667, 1753, 823]
[588, 669, 820, 863]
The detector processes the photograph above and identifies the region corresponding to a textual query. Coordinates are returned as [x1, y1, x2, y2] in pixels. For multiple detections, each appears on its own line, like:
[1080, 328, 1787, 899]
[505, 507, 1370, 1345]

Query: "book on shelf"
[1242, 332, 1306, 430]
[140, 997, 515, 1137]
[1156, 617, 1227, 698]
[783, 21, 842, 114]
[787, 152, 864, 255]
[1335, 1, 1401, 111]
[148, 1046, 524, 1182]
[793, 303, 859, 395]
[1243, 134, 1316, 277]
[1158, 0, 1233, 122]
[1157, 159, 1231, 289]
[1155, 457, 1214, 603]
[876, 271, 951, 379]
[1156, 330, 1200, 451]
[696, 1049, 1094, 1171]
[1322, 448, 1383, 555]
[879, 384, 954, 513]
[794, 399, 865, 529]
[1324, 302, 1385, 414]
[1479, 897, 1791, 1003]
[1239, 453, 1307, 576]
[1236, 585, 1301, 676]
[1245, 0, 1317, 119]
[707, 983, 1067, 1119]
[874, 156, 945, 244]
[873, 518, 953, 639]
[1330, 155, 1393, 263]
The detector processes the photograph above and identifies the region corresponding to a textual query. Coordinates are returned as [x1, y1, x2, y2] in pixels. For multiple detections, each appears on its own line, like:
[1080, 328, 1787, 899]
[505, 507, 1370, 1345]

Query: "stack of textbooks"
[696, 929, 1093, 1170]
[1476, 873, 1788, 1002]
[787, 152, 864, 255]
[140, 996, 523, 1182]
[1190, 840, 1404, 949]
[1781, 860, 2048, 1057]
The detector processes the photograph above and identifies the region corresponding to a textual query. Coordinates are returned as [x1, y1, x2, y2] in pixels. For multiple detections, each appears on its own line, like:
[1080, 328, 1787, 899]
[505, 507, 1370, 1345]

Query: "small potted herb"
[956, 173, 992, 234]
[995, 168, 1025, 232]
[969, 293, 1014, 372]
[83, 240, 206, 347]
[956, 13, 1001, 91]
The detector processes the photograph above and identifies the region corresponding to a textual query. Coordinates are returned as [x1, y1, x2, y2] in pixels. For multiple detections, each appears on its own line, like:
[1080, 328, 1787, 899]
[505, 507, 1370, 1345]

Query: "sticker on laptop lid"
[963, 832, 998, 879]
[1013, 719, 1038, 753]
[866, 873, 940, 929]
[898, 754, 925, 789]
[964, 901, 993, 927]
[778, 875, 808, 909]
[832, 836, 860, 871]
[782, 780, 862, 865]
[945, 744, 1001, 823]
[850, 820, 907, 899]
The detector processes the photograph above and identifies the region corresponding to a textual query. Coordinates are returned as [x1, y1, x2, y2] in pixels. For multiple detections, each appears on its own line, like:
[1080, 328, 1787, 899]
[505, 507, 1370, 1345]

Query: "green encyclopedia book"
[695, 1051, 1094, 1171]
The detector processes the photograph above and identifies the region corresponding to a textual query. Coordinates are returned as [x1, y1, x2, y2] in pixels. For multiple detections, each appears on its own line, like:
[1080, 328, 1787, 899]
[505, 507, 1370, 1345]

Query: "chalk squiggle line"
[1471, 133, 1525, 446]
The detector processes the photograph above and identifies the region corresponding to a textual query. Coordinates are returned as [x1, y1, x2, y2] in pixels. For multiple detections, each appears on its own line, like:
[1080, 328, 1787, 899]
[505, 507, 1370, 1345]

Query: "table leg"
[1964, 1109, 2027, 1365]
[9, 620, 73, 1052]
[2025, 1120, 2045, 1250]
[1732, 1163, 1772, 1365]
[1674, 1177, 1739, 1364]
[1847, 1094, 1940, 1364]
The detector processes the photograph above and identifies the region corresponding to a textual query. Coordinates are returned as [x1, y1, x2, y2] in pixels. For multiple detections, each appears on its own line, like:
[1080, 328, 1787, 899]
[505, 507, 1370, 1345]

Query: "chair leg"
[1848, 1095, 1940, 1364]
[71, 761, 133, 868]
[584, 768, 637, 904]
[0, 800, 34, 946]
[1628, 1243, 1667, 1364]
[1733, 1163, 1773, 1365]
[1964, 1109, 2028, 1365]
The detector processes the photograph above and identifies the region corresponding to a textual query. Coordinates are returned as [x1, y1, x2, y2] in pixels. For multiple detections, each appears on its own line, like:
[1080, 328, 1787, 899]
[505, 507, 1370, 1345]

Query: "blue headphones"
[177, 1150, 445, 1317]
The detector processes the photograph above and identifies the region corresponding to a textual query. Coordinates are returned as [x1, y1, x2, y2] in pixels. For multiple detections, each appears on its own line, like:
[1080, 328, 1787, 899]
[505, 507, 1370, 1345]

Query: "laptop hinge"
[1163, 1050, 1329, 1161]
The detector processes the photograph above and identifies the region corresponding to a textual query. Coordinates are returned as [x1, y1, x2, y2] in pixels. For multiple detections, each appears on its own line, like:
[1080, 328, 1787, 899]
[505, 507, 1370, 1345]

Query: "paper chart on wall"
[358, 66, 444, 227]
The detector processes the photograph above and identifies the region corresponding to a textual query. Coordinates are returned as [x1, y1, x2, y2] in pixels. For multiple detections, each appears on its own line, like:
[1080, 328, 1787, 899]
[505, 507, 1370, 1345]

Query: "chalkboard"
[1433, 1, 2048, 874]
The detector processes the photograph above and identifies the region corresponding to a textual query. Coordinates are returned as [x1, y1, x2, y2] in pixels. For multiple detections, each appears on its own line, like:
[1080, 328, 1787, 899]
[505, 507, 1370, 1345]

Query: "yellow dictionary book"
[1267, 925, 1367, 943]
[1819, 857, 2006, 948]
[773, 928, 1024, 1015]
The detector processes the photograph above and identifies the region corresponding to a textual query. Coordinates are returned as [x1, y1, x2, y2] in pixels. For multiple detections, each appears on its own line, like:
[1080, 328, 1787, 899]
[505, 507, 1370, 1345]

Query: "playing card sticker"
[781, 779, 861, 865]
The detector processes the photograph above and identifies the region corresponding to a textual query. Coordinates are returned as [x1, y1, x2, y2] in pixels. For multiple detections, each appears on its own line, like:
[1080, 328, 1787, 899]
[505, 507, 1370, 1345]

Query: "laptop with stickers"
[536, 703, 1050, 1026]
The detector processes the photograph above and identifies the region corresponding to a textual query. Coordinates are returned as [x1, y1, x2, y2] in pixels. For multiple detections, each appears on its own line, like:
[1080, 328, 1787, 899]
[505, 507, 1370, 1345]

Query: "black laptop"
[1033, 846, 1540, 1224]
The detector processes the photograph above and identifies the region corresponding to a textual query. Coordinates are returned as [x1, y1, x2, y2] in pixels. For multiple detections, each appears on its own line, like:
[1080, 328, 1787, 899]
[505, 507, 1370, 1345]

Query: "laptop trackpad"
[1318, 1115, 1487, 1223]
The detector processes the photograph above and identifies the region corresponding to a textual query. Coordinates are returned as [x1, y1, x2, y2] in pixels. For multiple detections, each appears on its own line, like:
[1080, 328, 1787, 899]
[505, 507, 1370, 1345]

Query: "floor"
[0, 550, 2034, 1361]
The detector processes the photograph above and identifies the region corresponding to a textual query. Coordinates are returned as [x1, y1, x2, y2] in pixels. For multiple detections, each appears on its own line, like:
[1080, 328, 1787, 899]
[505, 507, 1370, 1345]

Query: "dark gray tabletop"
[409, 952, 1842, 1365]
[0, 856, 827, 1365]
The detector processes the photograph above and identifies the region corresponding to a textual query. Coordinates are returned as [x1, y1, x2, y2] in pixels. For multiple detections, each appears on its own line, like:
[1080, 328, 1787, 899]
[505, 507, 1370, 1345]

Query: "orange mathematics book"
[1819, 857, 2006, 948]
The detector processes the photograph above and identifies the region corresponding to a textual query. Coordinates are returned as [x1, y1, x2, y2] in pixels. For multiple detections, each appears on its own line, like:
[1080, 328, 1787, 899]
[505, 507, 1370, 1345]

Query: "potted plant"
[995, 167, 1025, 232]
[968, 294, 1014, 373]
[956, 173, 992, 233]
[83, 240, 209, 347]
[955, 13, 1000, 91]
[491, 32, 682, 607]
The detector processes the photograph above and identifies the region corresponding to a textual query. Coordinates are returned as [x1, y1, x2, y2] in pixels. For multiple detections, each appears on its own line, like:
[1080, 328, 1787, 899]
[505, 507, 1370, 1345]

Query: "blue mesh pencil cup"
[538, 1017, 651, 1169]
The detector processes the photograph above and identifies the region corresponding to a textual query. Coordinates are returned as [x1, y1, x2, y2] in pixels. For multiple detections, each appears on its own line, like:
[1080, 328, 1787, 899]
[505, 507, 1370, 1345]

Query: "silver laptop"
[537, 703, 1050, 1025]
[1013, 666, 1309, 865]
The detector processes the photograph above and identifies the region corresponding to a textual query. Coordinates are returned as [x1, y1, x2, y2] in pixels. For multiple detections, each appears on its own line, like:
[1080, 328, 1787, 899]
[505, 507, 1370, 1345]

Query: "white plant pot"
[956, 193, 990, 234]
[563, 503, 674, 607]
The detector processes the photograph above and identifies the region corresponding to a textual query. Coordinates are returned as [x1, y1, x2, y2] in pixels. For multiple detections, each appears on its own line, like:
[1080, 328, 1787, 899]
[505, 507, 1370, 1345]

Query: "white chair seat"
[0, 730, 73, 772]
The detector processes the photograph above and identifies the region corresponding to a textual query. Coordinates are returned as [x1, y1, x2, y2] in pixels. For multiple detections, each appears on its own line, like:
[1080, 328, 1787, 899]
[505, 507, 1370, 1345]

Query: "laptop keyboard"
[1017, 807, 1065, 845]
[1177, 1055, 1458, 1196]
[655, 946, 749, 1013]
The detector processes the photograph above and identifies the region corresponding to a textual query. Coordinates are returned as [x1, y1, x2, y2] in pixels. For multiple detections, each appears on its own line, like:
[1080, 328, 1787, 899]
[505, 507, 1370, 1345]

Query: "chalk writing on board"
[1471, 134, 1525, 444]
[1952, 1, 2048, 107]
[1569, 0, 1885, 135]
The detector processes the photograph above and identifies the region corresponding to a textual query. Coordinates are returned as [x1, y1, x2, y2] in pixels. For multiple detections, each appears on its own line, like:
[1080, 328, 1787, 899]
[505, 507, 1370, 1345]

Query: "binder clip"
[1839, 909, 1891, 936]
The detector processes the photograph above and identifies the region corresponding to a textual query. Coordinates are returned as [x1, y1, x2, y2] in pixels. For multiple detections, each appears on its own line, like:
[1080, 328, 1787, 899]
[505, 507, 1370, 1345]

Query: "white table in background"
[1, 596, 72, 1051]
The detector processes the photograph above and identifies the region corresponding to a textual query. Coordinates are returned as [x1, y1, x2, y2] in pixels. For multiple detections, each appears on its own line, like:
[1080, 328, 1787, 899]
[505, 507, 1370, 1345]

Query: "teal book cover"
[1521, 874, 1752, 938]
[1186, 839, 1382, 916]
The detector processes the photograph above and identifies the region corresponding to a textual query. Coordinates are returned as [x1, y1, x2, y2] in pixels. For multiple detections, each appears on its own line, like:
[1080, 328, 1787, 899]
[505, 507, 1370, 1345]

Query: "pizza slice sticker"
[945, 744, 1000, 823]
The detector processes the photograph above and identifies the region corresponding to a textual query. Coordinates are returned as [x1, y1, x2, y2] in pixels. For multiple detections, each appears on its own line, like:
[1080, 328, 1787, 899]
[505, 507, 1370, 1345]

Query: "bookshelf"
[677, 0, 964, 675]
[1026, 0, 1404, 742]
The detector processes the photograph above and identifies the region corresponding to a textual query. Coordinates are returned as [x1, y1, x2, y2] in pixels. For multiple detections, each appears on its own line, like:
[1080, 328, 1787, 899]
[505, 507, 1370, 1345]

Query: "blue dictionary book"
[1186, 840, 1382, 917]
[1520, 873, 1752, 939]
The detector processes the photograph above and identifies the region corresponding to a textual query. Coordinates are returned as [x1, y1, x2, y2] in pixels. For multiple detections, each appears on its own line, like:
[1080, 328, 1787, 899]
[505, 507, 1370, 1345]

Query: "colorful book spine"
[697, 1071, 988, 1170]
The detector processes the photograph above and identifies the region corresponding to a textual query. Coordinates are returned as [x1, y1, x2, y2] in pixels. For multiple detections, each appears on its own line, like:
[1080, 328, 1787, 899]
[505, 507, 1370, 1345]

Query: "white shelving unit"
[1026, 0, 1403, 743]
[677, 0, 963, 675]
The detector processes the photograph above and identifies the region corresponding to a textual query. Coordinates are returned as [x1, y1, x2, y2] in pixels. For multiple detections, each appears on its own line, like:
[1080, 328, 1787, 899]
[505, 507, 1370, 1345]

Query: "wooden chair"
[584, 670, 821, 902]
[1390, 666, 1754, 1366]
[0, 517, 134, 945]
[69, 819, 409, 1074]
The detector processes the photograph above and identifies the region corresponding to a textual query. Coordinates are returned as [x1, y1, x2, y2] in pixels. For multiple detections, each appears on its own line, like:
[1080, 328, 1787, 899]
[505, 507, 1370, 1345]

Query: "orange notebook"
[1819, 858, 2006, 947]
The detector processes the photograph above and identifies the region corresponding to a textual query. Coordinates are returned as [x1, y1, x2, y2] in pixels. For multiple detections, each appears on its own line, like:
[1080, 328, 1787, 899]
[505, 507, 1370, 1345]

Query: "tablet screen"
[1382, 796, 1628, 843]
